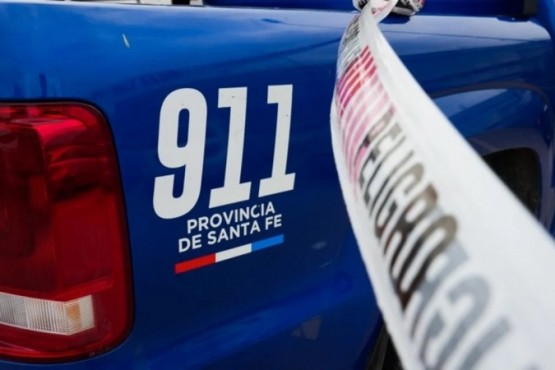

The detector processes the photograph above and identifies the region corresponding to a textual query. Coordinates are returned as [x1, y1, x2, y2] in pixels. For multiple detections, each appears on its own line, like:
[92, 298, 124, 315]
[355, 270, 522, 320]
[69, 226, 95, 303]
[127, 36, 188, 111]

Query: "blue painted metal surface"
[204, 0, 354, 10]
[380, 11, 555, 229]
[0, 0, 553, 368]
[204, 0, 527, 14]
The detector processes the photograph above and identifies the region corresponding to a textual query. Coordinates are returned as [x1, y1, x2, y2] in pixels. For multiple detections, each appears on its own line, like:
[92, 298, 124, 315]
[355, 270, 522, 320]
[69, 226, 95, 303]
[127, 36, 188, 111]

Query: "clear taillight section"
[0, 103, 132, 362]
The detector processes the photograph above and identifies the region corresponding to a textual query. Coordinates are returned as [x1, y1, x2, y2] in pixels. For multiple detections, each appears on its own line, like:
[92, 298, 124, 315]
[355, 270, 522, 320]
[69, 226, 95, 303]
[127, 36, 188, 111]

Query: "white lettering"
[178, 234, 202, 253]
[154, 86, 296, 219]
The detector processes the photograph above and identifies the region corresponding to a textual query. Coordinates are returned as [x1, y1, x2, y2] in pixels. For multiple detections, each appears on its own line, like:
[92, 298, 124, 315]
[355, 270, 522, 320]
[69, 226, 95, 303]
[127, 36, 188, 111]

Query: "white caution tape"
[353, 0, 396, 21]
[353, 0, 425, 18]
[331, 2, 555, 369]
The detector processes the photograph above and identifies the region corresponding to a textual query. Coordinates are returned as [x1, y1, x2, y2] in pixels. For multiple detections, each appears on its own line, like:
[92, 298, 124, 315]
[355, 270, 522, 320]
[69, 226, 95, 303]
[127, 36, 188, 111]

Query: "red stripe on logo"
[175, 254, 216, 274]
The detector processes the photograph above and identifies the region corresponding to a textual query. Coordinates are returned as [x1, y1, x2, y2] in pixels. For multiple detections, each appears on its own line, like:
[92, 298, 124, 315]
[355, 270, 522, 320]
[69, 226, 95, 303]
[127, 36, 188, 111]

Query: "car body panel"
[0, 0, 554, 368]
[204, 0, 529, 14]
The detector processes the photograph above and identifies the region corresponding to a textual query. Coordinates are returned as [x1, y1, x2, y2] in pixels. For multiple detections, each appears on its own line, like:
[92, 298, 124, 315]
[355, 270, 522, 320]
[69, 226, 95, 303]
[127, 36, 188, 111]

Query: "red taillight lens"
[0, 103, 132, 362]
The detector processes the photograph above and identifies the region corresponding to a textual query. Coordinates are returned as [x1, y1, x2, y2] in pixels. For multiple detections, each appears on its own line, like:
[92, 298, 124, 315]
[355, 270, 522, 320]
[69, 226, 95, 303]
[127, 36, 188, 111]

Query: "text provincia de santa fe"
[178, 201, 282, 253]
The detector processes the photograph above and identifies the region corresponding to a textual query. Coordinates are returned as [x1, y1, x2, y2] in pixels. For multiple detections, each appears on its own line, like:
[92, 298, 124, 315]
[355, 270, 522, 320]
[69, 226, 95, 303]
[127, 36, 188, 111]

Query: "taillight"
[0, 103, 132, 362]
